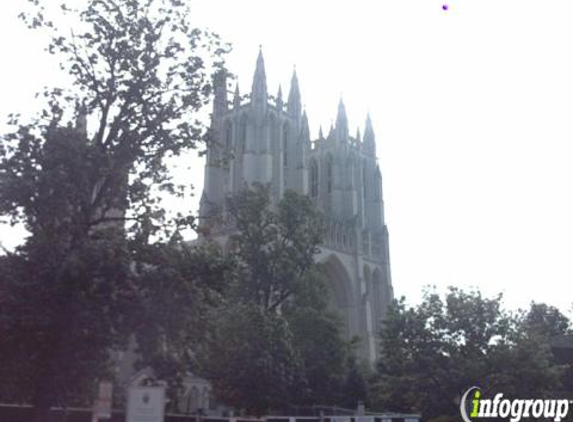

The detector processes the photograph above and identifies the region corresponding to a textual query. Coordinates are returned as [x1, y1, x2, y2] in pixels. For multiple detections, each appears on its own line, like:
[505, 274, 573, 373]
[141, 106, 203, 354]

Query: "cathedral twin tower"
[200, 49, 393, 362]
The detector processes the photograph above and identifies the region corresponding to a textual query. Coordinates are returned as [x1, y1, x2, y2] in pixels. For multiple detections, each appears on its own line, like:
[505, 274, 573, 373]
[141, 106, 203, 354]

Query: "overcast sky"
[2, 0, 573, 314]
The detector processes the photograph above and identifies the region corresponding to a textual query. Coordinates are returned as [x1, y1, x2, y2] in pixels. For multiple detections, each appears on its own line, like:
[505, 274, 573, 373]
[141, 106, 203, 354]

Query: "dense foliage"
[371, 288, 571, 421]
[205, 185, 357, 415]
[0, 0, 228, 420]
[2, 3, 570, 420]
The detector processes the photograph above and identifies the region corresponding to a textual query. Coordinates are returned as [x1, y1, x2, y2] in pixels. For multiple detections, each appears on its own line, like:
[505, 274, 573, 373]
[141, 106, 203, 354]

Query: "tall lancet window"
[375, 171, 382, 200]
[362, 162, 368, 199]
[347, 157, 355, 189]
[283, 124, 289, 168]
[239, 115, 247, 151]
[310, 159, 319, 198]
[326, 155, 333, 194]
[224, 120, 232, 149]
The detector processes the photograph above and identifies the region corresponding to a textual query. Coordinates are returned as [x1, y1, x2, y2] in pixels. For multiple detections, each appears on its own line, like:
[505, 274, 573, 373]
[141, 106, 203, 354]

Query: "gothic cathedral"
[199, 49, 393, 362]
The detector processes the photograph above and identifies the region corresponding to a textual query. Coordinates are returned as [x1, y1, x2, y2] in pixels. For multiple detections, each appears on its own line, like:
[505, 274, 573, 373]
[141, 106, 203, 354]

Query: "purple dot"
[442, 4, 449, 10]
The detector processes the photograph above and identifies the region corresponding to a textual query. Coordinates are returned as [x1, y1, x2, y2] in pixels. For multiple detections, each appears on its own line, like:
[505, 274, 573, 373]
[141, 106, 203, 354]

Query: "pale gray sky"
[2, 0, 573, 313]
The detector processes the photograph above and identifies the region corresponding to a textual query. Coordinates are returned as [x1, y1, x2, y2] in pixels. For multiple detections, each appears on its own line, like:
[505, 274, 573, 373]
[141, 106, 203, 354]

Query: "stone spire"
[335, 97, 349, 142]
[318, 125, 324, 140]
[363, 113, 376, 154]
[300, 110, 310, 142]
[287, 67, 302, 120]
[75, 101, 87, 136]
[251, 47, 267, 107]
[213, 69, 228, 119]
[276, 85, 284, 111]
[374, 164, 385, 225]
[327, 123, 335, 141]
[295, 110, 310, 174]
[355, 127, 362, 143]
[233, 82, 241, 109]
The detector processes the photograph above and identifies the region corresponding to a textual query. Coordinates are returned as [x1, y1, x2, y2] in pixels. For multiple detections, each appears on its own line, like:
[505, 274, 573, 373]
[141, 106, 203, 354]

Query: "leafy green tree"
[523, 302, 570, 338]
[371, 288, 567, 421]
[0, 125, 138, 417]
[206, 185, 354, 414]
[207, 303, 305, 416]
[283, 268, 350, 406]
[339, 356, 370, 409]
[0, 0, 228, 420]
[226, 184, 324, 312]
[132, 239, 233, 409]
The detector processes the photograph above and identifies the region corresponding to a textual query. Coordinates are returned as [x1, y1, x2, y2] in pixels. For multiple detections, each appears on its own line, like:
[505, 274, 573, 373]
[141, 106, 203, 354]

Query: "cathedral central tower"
[200, 49, 393, 362]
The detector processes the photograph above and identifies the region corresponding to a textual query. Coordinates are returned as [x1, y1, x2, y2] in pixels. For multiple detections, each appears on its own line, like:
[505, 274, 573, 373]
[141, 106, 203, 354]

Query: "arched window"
[363, 265, 372, 304]
[347, 157, 355, 188]
[239, 115, 247, 151]
[310, 159, 319, 198]
[372, 269, 384, 325]
[326, 155, 333, 194]
[190, 387, 200, 411]
[224, 120, 232, 148]
[202, 387, 210, 410]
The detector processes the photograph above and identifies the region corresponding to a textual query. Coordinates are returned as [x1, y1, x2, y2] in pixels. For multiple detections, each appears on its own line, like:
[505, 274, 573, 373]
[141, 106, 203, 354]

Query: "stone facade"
[199, 49, 393, 362]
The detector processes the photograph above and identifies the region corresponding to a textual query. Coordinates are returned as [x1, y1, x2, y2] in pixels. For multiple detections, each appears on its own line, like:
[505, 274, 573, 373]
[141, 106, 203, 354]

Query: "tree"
[371, 288, 567, 421]
[226, 184, 324, 312]
[207, 302, 305, 416]
[206, 185, 353, 414]
[0, 125, 138, 416]
[132, 239, 233, 409]
[339, 356, 369, 410]
[523, 302, 570, 338]
[0, 0, 228, 419]
[283, 267, 351, 407]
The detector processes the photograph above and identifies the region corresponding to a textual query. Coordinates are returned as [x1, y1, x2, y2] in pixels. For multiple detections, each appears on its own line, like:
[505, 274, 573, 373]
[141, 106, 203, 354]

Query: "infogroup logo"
[460, 386, 570, 422]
